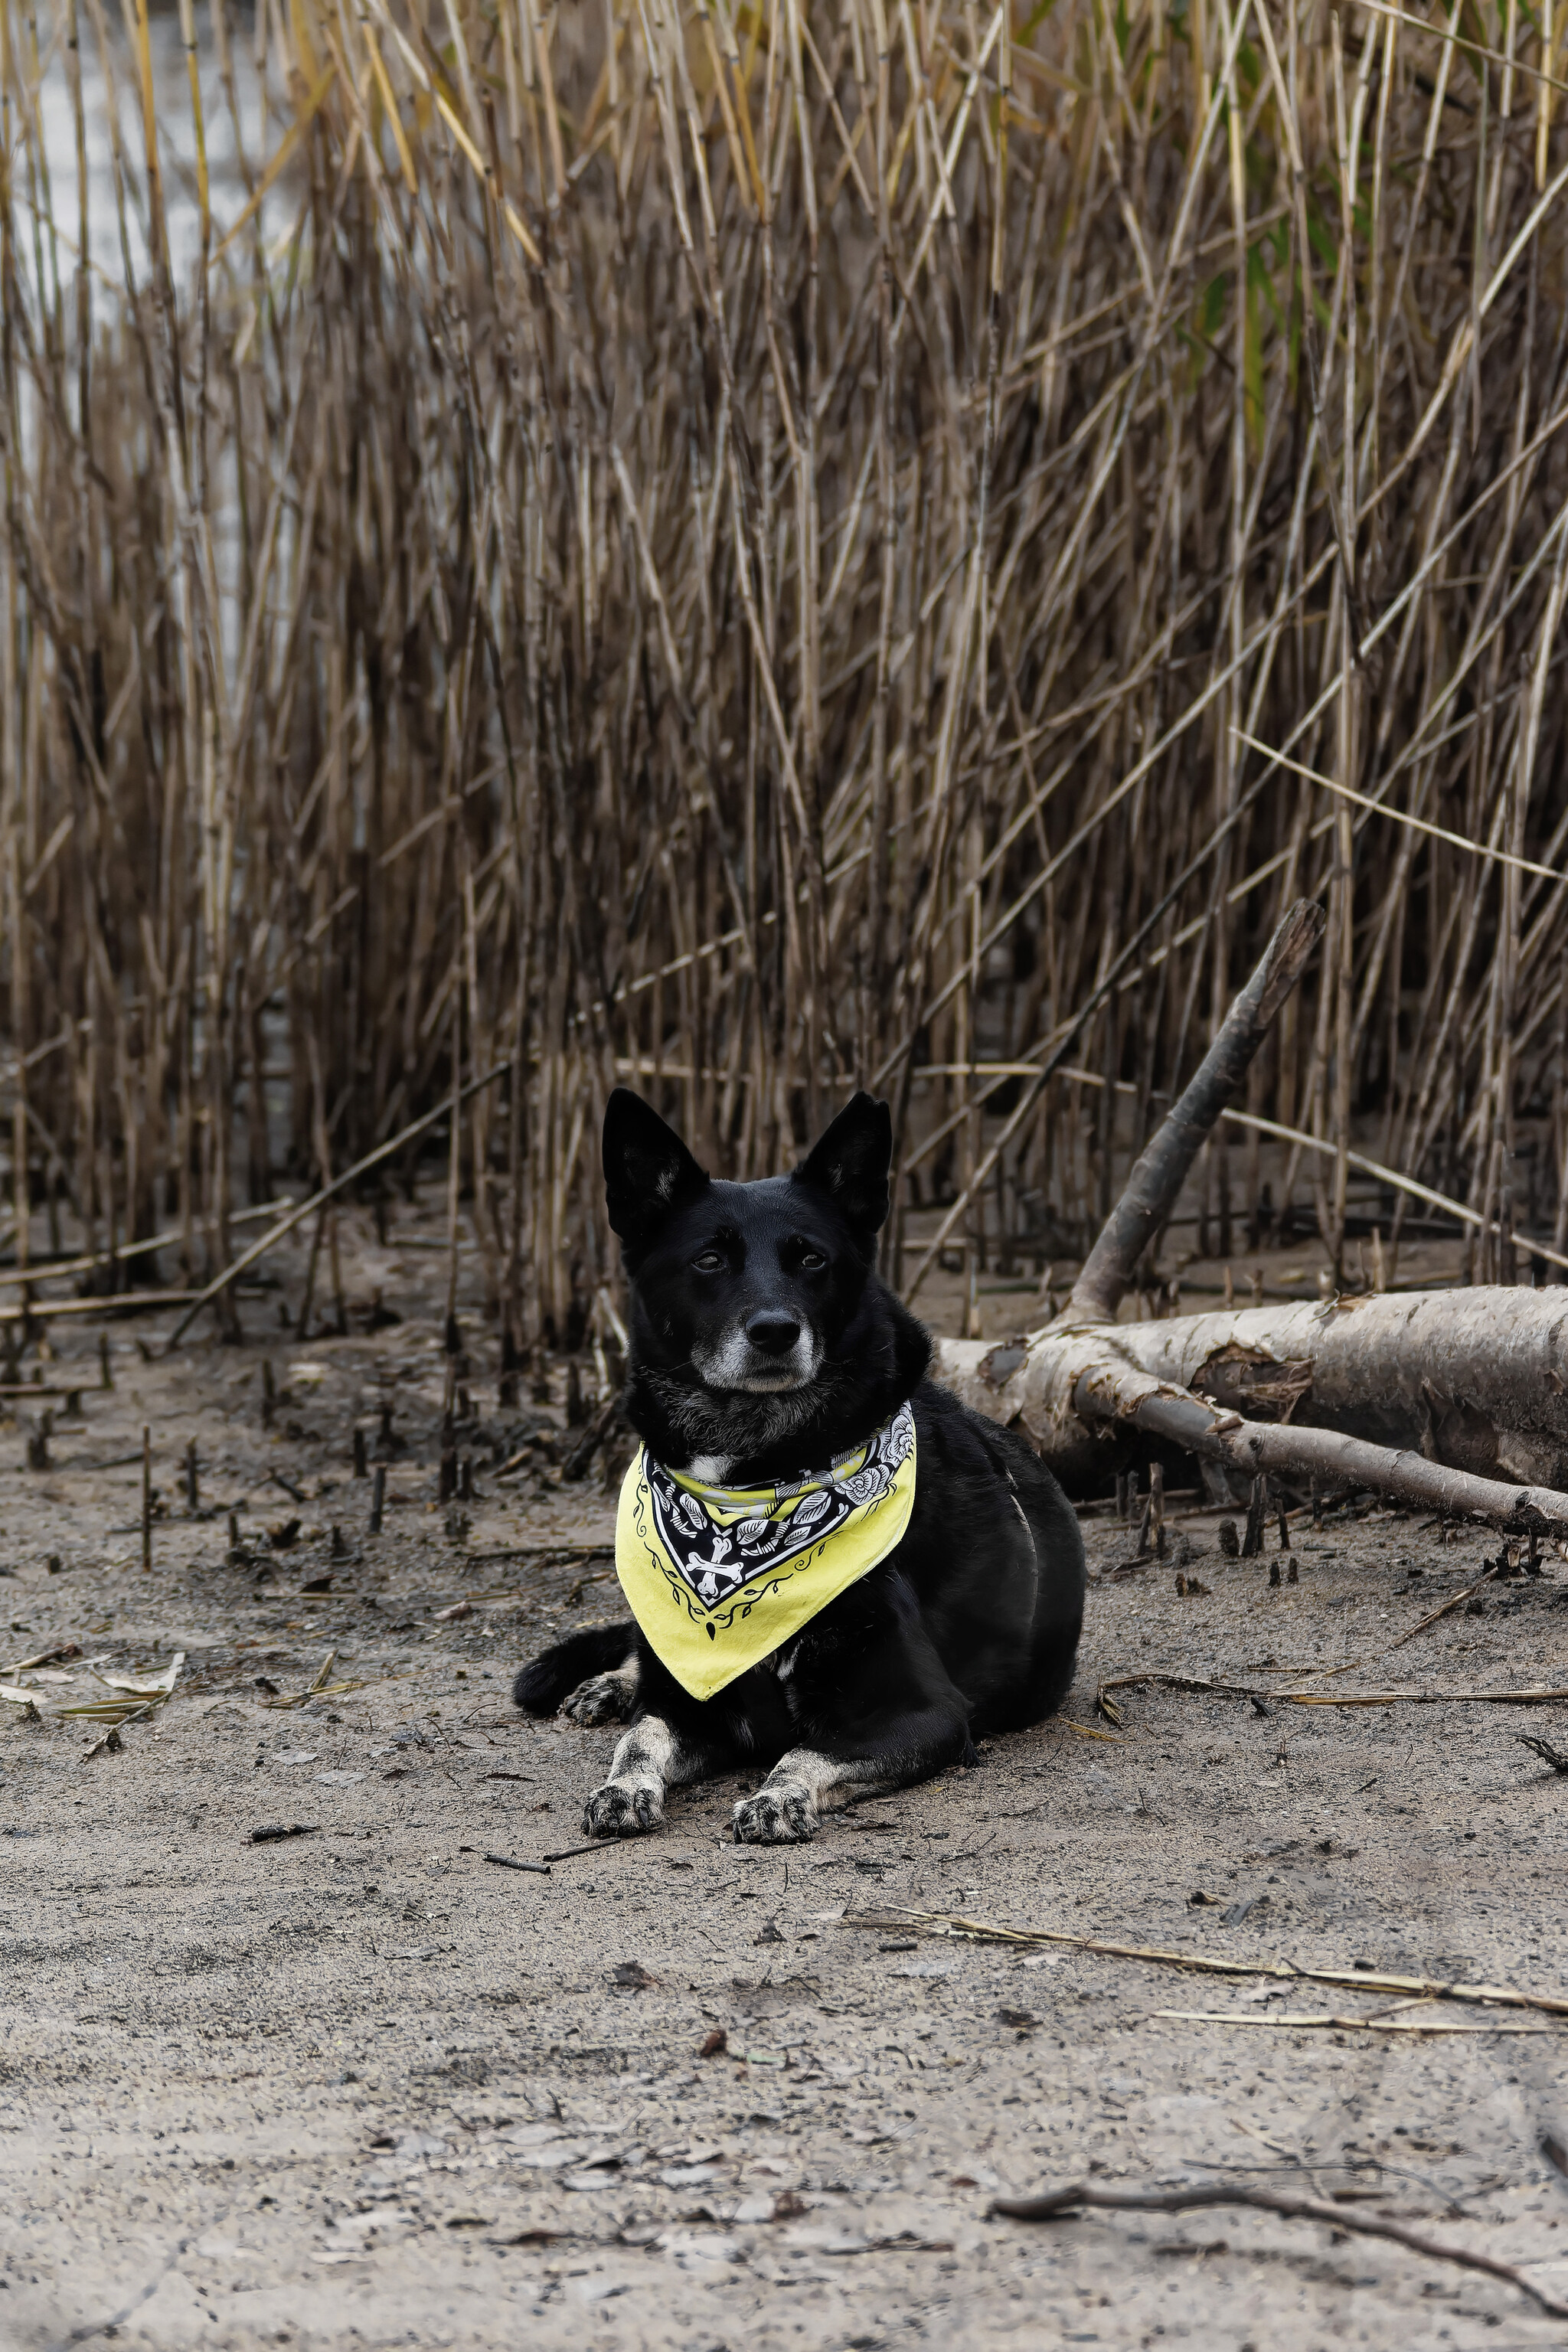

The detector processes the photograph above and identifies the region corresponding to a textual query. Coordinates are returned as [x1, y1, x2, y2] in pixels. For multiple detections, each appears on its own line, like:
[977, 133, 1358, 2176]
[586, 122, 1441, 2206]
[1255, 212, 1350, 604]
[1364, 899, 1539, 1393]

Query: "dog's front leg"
[583, 1713, 707, 1838]
[732, 1748, 894, 1844]
[733, 1580, 972, 1844]
[733, 1710, 970, 1841]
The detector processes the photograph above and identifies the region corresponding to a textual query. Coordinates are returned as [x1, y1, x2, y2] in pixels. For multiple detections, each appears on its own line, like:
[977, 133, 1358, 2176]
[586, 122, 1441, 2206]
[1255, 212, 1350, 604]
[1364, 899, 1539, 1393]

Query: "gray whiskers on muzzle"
[692, 1325, 823, 1394]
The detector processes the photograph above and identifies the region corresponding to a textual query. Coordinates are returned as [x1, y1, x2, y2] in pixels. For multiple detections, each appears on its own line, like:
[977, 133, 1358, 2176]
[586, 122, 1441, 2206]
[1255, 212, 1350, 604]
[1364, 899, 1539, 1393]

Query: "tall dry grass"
[3, 0, 1568, 1349]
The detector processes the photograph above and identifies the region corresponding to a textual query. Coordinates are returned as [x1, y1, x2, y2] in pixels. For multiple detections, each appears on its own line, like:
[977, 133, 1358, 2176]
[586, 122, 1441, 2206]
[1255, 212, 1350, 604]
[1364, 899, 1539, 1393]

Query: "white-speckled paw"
[583, 1777, 664, 1837]
[733, 1782, 818, 1844]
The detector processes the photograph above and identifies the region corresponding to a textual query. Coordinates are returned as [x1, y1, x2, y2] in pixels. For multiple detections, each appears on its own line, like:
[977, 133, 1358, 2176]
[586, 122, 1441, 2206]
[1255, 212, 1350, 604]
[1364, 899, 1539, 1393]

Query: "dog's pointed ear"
[603, 1088, 710, 1253]
[793, 1091, 893, 1236]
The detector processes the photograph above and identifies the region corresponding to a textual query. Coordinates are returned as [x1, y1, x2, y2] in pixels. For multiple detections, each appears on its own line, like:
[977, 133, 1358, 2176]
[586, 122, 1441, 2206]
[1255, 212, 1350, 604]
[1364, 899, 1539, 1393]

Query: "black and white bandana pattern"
[642, 1401, 916, 1612]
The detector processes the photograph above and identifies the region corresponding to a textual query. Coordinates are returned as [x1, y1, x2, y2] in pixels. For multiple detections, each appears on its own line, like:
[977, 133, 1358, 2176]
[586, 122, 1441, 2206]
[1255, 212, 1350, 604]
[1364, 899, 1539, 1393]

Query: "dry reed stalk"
[2, 0, 1568, 1349]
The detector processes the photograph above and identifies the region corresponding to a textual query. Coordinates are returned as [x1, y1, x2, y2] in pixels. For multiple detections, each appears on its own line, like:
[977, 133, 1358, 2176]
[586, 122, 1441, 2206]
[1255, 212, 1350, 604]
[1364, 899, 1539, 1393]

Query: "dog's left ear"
[793, 1091, 893, 1235]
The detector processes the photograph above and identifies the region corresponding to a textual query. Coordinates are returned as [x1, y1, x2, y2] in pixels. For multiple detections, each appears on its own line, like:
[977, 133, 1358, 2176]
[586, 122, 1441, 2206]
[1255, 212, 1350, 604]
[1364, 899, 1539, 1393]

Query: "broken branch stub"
[1069, 900, 1325, 1323]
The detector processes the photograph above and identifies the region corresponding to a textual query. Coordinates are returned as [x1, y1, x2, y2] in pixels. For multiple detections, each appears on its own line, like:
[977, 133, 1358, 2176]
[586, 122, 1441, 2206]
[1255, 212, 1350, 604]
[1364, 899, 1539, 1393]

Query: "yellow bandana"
[614, 1403, 918, 1701]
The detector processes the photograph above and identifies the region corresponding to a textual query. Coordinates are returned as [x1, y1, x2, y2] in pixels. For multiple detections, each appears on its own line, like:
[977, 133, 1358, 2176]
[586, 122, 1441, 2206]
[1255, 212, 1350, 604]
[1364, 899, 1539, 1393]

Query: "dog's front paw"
[583, 1777, 664, 1837]
[563, 1673, 632, 1726]
[733, 1782, 818, 1844]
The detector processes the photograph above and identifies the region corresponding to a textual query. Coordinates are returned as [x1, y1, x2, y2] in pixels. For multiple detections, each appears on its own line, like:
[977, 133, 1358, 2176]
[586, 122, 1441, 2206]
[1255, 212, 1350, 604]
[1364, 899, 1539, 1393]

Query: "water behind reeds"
[4, 0, 1568, 1347]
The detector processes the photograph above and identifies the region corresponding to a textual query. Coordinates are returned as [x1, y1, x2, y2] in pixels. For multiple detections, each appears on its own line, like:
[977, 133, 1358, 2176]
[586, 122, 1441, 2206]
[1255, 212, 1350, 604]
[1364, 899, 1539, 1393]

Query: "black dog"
[513, 1087, 1085, 1843]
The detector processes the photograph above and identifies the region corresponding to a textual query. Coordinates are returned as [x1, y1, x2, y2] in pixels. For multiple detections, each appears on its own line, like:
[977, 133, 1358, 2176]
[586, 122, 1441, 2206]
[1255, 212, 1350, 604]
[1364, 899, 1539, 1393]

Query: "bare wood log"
[1053, 1289, 1568, 1485]
[1070, 900, 1325, 1320]
[938, 1323, 1568, 1527]
[939, 1282, 1568, 1498]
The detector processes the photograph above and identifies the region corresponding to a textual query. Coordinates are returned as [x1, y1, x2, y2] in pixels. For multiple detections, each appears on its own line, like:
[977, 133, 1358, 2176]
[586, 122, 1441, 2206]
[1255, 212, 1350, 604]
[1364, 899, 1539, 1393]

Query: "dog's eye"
[799, 1249, 827, 1272]
[691, 1250, 726, 1274]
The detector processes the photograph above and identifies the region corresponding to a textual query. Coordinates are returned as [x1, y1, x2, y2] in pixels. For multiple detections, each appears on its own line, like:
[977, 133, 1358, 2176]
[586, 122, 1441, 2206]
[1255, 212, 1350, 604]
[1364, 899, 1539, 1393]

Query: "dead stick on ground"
[140, 1426, 152, 1571]
[1095, 1670, 1568, 1716]
[988, 2182, 1568, 2321]
[1152, 2007, 1551, 2034]
[837, 1909, 1568, 2015]
[165, 1063, 511, 1349]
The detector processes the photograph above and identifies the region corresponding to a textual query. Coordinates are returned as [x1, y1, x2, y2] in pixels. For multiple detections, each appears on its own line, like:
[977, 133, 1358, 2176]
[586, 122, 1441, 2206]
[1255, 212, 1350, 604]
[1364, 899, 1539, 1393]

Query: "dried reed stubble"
[4, 0, 1568, 1338]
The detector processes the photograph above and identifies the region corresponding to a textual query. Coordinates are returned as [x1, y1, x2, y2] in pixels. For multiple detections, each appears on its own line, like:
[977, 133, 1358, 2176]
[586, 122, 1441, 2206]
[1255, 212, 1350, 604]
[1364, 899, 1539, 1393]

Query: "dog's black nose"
[746, 1311, 802, 1357]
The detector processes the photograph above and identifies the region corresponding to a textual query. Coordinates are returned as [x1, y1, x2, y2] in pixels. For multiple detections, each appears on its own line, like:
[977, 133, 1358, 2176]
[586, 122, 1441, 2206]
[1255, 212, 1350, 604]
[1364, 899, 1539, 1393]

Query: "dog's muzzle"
[694, 1317, 821, 1393]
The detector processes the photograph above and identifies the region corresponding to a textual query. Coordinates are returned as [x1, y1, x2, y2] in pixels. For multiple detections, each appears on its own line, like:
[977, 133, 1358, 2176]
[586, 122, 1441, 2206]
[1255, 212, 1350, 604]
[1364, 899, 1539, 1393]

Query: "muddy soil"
[2, 1214, 1566, 2352]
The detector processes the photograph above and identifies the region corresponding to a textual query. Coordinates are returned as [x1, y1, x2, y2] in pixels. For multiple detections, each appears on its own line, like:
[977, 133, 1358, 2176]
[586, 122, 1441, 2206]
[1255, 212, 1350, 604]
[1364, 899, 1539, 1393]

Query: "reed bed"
[3, 0, 1568, 1350]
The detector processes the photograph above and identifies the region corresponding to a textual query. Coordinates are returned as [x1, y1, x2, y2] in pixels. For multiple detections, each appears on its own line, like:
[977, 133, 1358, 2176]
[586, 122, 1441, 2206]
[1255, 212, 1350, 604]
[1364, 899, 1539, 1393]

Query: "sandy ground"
[2, 1218, 1567, 2351]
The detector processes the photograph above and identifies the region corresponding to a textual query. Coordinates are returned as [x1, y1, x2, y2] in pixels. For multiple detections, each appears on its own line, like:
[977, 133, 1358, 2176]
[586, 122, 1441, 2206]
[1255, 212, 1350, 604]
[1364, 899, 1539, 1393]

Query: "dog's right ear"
[603, 1088, 710, 1254]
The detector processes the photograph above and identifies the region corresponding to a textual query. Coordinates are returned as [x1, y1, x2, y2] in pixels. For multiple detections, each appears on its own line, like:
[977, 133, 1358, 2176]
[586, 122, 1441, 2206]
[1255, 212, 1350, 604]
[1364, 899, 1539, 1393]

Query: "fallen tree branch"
[838, 1906, 1568, 2016]
[939, 1319, 1568, 1525]
[959, 1287, 1568, 1489]
[988, 2180, 1568, 2321]
[1128, 1379, 1568, 1530]
[930, 906, 1568, 1524]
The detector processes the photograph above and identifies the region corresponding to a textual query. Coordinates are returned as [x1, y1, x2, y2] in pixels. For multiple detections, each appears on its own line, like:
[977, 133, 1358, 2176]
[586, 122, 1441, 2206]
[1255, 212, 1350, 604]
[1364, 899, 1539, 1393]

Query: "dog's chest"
[686, 1454, 735, 1483]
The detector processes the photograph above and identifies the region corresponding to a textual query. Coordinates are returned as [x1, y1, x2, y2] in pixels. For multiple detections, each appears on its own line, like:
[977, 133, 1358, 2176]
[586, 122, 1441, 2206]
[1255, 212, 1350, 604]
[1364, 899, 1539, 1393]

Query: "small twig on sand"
[1386, 1557, 1508, 1648]
[1517, 1733, 1568, 1775]
[988, 2180, 1568, 2321]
